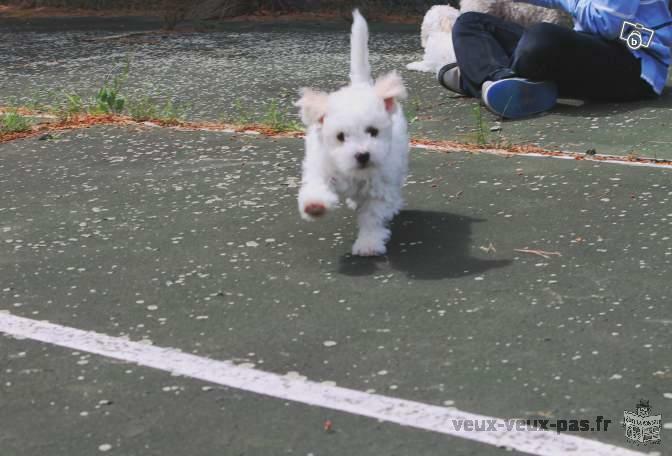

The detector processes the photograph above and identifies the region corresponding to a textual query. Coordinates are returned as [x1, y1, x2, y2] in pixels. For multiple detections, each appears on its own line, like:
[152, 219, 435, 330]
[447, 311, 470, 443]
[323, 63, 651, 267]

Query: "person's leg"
[512, 23, 656, 101]
[449, 11, 526, 97]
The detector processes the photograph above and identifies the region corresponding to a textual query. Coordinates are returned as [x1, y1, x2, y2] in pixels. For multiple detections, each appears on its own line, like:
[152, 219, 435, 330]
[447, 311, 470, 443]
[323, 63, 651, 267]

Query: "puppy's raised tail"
[350, 9, 372, 85]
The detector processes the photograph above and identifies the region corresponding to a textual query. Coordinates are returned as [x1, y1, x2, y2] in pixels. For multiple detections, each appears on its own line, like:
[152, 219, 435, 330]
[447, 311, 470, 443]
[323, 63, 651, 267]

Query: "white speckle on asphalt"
[285, 371, 307, 381]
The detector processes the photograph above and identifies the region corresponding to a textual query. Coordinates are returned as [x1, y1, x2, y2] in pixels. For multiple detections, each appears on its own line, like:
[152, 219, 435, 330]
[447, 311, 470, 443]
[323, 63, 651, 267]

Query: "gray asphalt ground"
[1, 15, 672, 456]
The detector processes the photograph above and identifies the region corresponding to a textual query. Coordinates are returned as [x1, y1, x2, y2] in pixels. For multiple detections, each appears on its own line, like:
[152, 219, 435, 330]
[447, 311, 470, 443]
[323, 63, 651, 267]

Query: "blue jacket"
[519, 0, 672, 94]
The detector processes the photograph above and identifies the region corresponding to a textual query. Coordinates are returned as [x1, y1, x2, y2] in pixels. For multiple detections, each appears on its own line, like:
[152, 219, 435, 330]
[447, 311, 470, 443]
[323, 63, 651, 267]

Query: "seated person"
[438, 0, 672, 119]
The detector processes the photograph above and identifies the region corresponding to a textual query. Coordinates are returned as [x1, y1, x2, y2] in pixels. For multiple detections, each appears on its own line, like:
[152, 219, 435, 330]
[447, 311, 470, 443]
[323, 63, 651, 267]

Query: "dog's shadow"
[338, 210, 511, 280]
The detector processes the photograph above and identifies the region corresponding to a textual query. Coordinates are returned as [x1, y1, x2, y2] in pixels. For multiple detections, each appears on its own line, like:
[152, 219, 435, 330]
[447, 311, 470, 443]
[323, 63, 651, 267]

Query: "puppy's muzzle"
[355, 152, 370, 167]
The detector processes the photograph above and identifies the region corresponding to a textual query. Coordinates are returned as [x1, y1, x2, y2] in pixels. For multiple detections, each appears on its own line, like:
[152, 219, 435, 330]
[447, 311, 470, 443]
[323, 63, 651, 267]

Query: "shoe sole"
[482, 78, 557, 119]
[437, 62, 465, 96]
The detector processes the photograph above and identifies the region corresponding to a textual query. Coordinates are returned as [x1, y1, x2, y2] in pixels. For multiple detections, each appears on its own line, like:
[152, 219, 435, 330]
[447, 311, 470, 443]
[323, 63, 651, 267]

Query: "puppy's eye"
[336, 132, 345, 142]
[366, 127, 379, 137]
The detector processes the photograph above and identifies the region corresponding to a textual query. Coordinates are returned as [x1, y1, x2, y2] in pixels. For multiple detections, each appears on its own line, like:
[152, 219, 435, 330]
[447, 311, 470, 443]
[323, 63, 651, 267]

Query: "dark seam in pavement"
[2, 111, 671, 169]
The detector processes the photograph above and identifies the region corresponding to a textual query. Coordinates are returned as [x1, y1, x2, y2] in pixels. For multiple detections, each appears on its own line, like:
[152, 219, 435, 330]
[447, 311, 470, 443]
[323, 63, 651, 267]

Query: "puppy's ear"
[374, 71, 408, 113]
[295, 88, 329, 126]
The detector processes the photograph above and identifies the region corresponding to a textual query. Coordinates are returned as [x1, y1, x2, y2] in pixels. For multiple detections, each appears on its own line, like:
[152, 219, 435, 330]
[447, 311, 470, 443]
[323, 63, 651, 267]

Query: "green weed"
[157, 99, 184, 124]
[404, 96, 421, 124]
[262, 99, 302, 132]
[128, 96, 184, 124]
[473, 104, 488, 146]
[91, 58, 130, 115]
[60, 92, 85, 120]
[0, 110, 31, 134]
[127, 96, 159, 121]
[231, 99, 253, 125]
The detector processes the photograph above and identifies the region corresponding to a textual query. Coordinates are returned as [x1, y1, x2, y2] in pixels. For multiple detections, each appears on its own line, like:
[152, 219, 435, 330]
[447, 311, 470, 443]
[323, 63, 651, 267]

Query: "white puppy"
[407, 2, 571, 74]
[296, 9, 409, 257]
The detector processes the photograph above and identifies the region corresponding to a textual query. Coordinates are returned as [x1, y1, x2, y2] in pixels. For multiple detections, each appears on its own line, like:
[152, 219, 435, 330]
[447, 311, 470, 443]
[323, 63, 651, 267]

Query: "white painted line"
[411, 143, 672, 170]
[0, 312, 644, 456]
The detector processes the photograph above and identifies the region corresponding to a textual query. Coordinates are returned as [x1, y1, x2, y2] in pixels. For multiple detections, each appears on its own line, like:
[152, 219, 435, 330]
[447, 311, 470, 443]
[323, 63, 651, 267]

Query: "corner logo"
[620, 21, 655, 50]
[623, 400, 662, 445]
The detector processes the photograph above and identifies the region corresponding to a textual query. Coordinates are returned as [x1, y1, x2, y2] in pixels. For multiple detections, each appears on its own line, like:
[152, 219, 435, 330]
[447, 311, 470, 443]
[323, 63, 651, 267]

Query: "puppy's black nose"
[355, 152, 370, 165]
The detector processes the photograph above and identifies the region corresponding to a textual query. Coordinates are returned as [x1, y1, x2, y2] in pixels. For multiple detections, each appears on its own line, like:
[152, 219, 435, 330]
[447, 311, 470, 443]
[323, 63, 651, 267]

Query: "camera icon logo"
[620, 21, 655, 50]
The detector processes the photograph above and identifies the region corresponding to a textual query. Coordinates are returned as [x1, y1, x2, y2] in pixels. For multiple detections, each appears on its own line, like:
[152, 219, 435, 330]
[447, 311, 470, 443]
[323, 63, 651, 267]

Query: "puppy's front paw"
[352, 236, 387, 257]
[298, 187, 338, 221]
[303, 201, 327, 219]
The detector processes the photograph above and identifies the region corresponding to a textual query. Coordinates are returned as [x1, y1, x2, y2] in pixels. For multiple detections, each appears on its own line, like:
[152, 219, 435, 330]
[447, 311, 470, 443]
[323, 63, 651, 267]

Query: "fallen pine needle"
[514, 248, 562, 259]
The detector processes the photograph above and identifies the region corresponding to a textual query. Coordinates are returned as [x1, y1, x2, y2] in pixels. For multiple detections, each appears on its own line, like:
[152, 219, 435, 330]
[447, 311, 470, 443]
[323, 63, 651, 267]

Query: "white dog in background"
[296, 10, 409, 257]
[407, 2, 571, 74]
[407, 5, 460, 73]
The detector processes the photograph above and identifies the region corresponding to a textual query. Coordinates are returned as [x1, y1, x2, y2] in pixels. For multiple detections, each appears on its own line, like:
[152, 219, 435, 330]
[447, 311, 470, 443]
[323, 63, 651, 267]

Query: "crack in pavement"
[2, 110, 672, 169]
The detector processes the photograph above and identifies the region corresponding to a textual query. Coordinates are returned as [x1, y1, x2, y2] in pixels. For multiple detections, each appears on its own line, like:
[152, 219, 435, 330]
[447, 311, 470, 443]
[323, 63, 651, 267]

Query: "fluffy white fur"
[407, 5, 459, 73]
[407, 1, 571, 74]
[296, 10, 409, 257]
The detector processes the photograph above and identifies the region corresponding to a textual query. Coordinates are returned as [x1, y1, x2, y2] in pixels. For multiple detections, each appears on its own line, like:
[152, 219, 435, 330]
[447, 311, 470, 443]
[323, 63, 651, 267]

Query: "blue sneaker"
[481, 78, 558, 119]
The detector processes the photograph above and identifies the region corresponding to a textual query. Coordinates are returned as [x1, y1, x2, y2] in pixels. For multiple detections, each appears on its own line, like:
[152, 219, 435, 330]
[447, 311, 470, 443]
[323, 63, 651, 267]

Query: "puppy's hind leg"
[351, 198, 400, 256]
[406, 60, 436, 73]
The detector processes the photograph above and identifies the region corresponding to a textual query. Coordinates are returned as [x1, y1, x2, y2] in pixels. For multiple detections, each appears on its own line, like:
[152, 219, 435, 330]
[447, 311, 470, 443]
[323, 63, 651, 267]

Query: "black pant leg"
[512, 23, 656, 101]
[452, 11, 526, 97]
